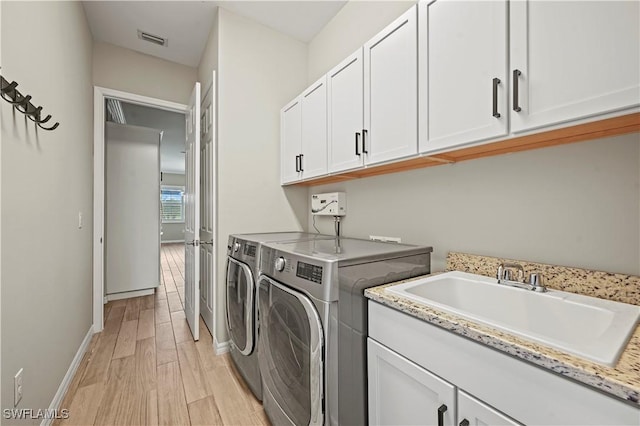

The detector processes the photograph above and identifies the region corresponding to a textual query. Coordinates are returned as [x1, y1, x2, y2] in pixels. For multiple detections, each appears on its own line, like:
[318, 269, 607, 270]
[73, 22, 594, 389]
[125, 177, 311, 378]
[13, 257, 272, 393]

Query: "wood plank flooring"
[56, 243, 269, 426]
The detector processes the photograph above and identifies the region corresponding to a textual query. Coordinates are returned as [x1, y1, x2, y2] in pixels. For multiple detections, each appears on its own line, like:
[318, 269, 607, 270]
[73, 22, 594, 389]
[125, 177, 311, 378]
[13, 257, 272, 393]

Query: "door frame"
[92, 86, 187, 331]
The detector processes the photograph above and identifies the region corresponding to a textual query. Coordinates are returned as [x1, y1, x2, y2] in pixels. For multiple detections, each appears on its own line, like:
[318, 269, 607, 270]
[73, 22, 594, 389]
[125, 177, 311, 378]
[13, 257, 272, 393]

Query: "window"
[161, 186, 185, 223]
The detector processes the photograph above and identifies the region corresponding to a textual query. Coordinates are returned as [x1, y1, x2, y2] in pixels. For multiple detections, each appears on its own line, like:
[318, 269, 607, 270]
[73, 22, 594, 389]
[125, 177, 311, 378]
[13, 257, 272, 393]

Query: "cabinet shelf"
[288, 111, 640, 187]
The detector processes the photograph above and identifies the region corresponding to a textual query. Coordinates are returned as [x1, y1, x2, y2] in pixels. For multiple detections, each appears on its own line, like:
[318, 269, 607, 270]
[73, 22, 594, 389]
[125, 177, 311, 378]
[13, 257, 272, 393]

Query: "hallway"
[55, 243, 268, 425]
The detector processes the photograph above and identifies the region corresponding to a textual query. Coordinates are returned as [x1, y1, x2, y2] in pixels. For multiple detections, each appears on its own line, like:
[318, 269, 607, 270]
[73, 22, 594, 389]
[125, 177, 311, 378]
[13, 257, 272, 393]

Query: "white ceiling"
[83, 1, 347, 67]
[114, 101, 186, 174]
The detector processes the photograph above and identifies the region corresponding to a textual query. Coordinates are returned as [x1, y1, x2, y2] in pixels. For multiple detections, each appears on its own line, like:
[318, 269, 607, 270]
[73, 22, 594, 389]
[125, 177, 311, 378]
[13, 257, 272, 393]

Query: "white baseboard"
[214, 337, 230, 355]
[106, 288, 154, 301]
[41, 326, 94, 426]
[161, 240, 184, 244]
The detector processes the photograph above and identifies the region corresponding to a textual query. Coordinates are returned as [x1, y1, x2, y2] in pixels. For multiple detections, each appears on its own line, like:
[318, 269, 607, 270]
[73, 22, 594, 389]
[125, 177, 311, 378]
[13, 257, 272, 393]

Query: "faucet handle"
[528, 272, 546, 292]
[497, 262, 524, 282]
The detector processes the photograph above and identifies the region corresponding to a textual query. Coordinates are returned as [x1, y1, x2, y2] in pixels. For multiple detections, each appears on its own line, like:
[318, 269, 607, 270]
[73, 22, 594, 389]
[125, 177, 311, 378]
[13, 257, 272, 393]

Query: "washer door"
[258, 276, 324, 426]
[226, 257, 255, 355]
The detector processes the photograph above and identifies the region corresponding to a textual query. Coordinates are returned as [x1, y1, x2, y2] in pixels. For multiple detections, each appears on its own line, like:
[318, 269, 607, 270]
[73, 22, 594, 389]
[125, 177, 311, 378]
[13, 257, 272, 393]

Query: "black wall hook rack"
[0, 75, 59, 131]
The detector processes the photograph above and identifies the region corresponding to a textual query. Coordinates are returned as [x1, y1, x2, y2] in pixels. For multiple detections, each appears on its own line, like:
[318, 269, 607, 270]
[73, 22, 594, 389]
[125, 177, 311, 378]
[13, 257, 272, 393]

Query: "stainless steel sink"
[386, 271, 640, 366]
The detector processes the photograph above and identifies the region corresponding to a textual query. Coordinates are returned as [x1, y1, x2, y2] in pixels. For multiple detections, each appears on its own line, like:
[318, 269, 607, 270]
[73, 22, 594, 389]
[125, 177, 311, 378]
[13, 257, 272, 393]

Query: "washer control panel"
[296, 262, 323, 284]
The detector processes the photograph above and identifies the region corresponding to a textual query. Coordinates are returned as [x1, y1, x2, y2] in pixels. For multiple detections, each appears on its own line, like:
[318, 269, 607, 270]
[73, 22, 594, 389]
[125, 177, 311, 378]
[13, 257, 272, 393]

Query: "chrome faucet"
[496, 262, 547, 292]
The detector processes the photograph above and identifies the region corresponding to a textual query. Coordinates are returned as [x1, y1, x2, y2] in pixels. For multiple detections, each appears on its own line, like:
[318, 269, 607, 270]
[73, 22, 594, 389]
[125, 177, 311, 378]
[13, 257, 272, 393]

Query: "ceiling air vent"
[137, 30, 168, 47]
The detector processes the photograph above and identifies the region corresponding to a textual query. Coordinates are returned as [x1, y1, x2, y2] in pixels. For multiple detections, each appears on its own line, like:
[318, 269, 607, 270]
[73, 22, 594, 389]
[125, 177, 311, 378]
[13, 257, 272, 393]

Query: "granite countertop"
[365, 252, 640, 406]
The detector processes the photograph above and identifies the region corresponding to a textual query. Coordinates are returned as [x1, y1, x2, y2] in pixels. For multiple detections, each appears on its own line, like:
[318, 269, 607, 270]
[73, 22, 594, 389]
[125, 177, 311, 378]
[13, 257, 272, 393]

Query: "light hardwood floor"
[55, 243, 269, 426]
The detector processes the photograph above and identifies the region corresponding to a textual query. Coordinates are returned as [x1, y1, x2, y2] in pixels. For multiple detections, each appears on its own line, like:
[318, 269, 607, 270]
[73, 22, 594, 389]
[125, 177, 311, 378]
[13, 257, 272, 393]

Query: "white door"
[510, 0, 640, 133]
[458, 390, 521, 426]
[364, 6, 418, 166]
[328, 49, 365, 173]
[300, 76, 328, 179]
[184, 82, 201, 341]
[368, 339, 456, 425]
[199, 72, 216, 335]
[419, 0, 508, 154]
[280, 98, 302, 184]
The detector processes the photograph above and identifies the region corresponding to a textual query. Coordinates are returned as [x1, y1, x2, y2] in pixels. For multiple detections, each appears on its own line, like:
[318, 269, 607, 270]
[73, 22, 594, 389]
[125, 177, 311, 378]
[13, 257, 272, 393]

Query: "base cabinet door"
[368, 339, 456, 426]
[510, 0, 640, 133]
[458, 390, 521, 426]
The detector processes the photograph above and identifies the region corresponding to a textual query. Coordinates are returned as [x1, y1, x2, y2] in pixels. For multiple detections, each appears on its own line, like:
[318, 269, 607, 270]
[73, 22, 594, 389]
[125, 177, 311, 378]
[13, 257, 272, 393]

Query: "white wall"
[306, 1, 640, 276]
[161, 173, 186, 242]
[198, 7, 309, 343]
[93, 41, 197, 105]
[307, 1, 415, 83]
[197, 12, 219, 94]
[1, 0, 94, 417]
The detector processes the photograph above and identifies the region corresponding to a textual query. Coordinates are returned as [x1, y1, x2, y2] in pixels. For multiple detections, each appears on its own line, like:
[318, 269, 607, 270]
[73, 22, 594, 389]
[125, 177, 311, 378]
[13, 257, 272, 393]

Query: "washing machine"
[225, 232, 333, 401]
[257, 237, 432, 425]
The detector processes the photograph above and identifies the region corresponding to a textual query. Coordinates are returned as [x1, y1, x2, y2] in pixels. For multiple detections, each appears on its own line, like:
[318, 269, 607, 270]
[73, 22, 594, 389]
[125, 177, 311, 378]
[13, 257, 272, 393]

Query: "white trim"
[41, 326, 94, 426]
[93, 86, 188, 332]
[214, 337, 230, 355]
[161, 240, 185, 244]
[106, 288, 155, 302]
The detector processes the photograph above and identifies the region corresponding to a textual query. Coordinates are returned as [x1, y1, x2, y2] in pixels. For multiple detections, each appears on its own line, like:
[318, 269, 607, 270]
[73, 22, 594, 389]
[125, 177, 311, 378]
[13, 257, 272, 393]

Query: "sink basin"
[386, 271, 640, 366]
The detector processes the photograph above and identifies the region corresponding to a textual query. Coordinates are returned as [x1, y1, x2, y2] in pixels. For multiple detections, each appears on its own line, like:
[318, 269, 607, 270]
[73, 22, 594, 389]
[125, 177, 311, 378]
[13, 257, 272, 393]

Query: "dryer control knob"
[275, 257, 286, 272]
[233, 242, 241, 252]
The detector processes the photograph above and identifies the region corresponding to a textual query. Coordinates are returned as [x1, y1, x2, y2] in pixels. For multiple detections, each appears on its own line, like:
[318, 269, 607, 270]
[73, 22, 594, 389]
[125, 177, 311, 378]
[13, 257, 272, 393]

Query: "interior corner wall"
[197, 11, 219, 92]
[306, 1, 640, 276]
[1, 1, 94, 420]
[214, 7, 309, 342]
[161, 173, 186, 242]
[93, 41, 197, 105]
[307, 0, 416, 83]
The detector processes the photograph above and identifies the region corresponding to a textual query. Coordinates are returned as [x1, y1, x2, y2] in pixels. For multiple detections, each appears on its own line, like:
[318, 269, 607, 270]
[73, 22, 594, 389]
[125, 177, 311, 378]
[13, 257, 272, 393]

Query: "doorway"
[93, 86, 216, 341]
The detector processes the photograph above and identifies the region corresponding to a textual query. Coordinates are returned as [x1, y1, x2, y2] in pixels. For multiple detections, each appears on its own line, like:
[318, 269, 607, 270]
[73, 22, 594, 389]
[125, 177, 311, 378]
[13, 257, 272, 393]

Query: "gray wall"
[1, 1, 94, 419]
[93, 41, 197, 105]
[161, 172, 186, 243]
[306, 1, 640, 276]
[198, 7, 309, 344]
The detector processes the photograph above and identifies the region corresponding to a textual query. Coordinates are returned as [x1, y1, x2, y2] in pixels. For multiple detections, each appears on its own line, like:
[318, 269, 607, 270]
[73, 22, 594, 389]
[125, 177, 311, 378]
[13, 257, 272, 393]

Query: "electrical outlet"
[369, 235, 402, 243]
[78, 211, 83, 229]
[14, 368, 23, 406]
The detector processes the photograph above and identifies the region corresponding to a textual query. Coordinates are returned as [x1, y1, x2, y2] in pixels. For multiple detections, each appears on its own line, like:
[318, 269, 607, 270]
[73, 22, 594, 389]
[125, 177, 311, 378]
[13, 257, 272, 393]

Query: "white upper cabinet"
[510, 0, 640, 133]
[281, 77, 328, 184]
[328, 49, 365, 173]
[419, 0, 508, 154]
[300, 76, 328, 179]
[281, 98, 302, 184]
[364, 6, 418, 165]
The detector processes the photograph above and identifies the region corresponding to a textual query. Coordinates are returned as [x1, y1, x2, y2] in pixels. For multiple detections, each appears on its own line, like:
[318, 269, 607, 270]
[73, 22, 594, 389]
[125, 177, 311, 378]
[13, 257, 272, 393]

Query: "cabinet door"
[419, 0, 508, 154]
[328, 49, 365, 173]
[510, 0, 640, 133]
[300, 76, 328, 179]
[364, 6, 418, 165]
[281, 98, 301, 184]
[368, 339, 456, 426]
[458, 390, 521, 426]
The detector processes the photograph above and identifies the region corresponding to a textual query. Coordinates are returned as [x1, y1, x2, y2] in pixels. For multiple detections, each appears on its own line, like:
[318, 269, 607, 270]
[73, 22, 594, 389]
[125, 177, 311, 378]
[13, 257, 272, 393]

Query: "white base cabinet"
[368, 301, 640, 426]
[368, 339, 456, 426]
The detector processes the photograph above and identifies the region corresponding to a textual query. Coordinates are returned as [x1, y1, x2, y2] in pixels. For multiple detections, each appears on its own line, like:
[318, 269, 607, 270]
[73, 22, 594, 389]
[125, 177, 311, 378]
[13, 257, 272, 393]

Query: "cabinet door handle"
[513, 69, 522, 112]
[355, 132, 361, 156]
[299, 154, 304, 172]
[362, 129, 368, 154]
[437, 404, 448, 426]
[492, 77, 501, 118]
[459, 420, 470, 426]
[295, 155, 300, 172]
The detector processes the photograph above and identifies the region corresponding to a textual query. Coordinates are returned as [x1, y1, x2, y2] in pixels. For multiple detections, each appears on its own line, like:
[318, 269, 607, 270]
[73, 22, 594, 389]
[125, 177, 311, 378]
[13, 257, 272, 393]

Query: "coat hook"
[37, 121, 59, 131]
